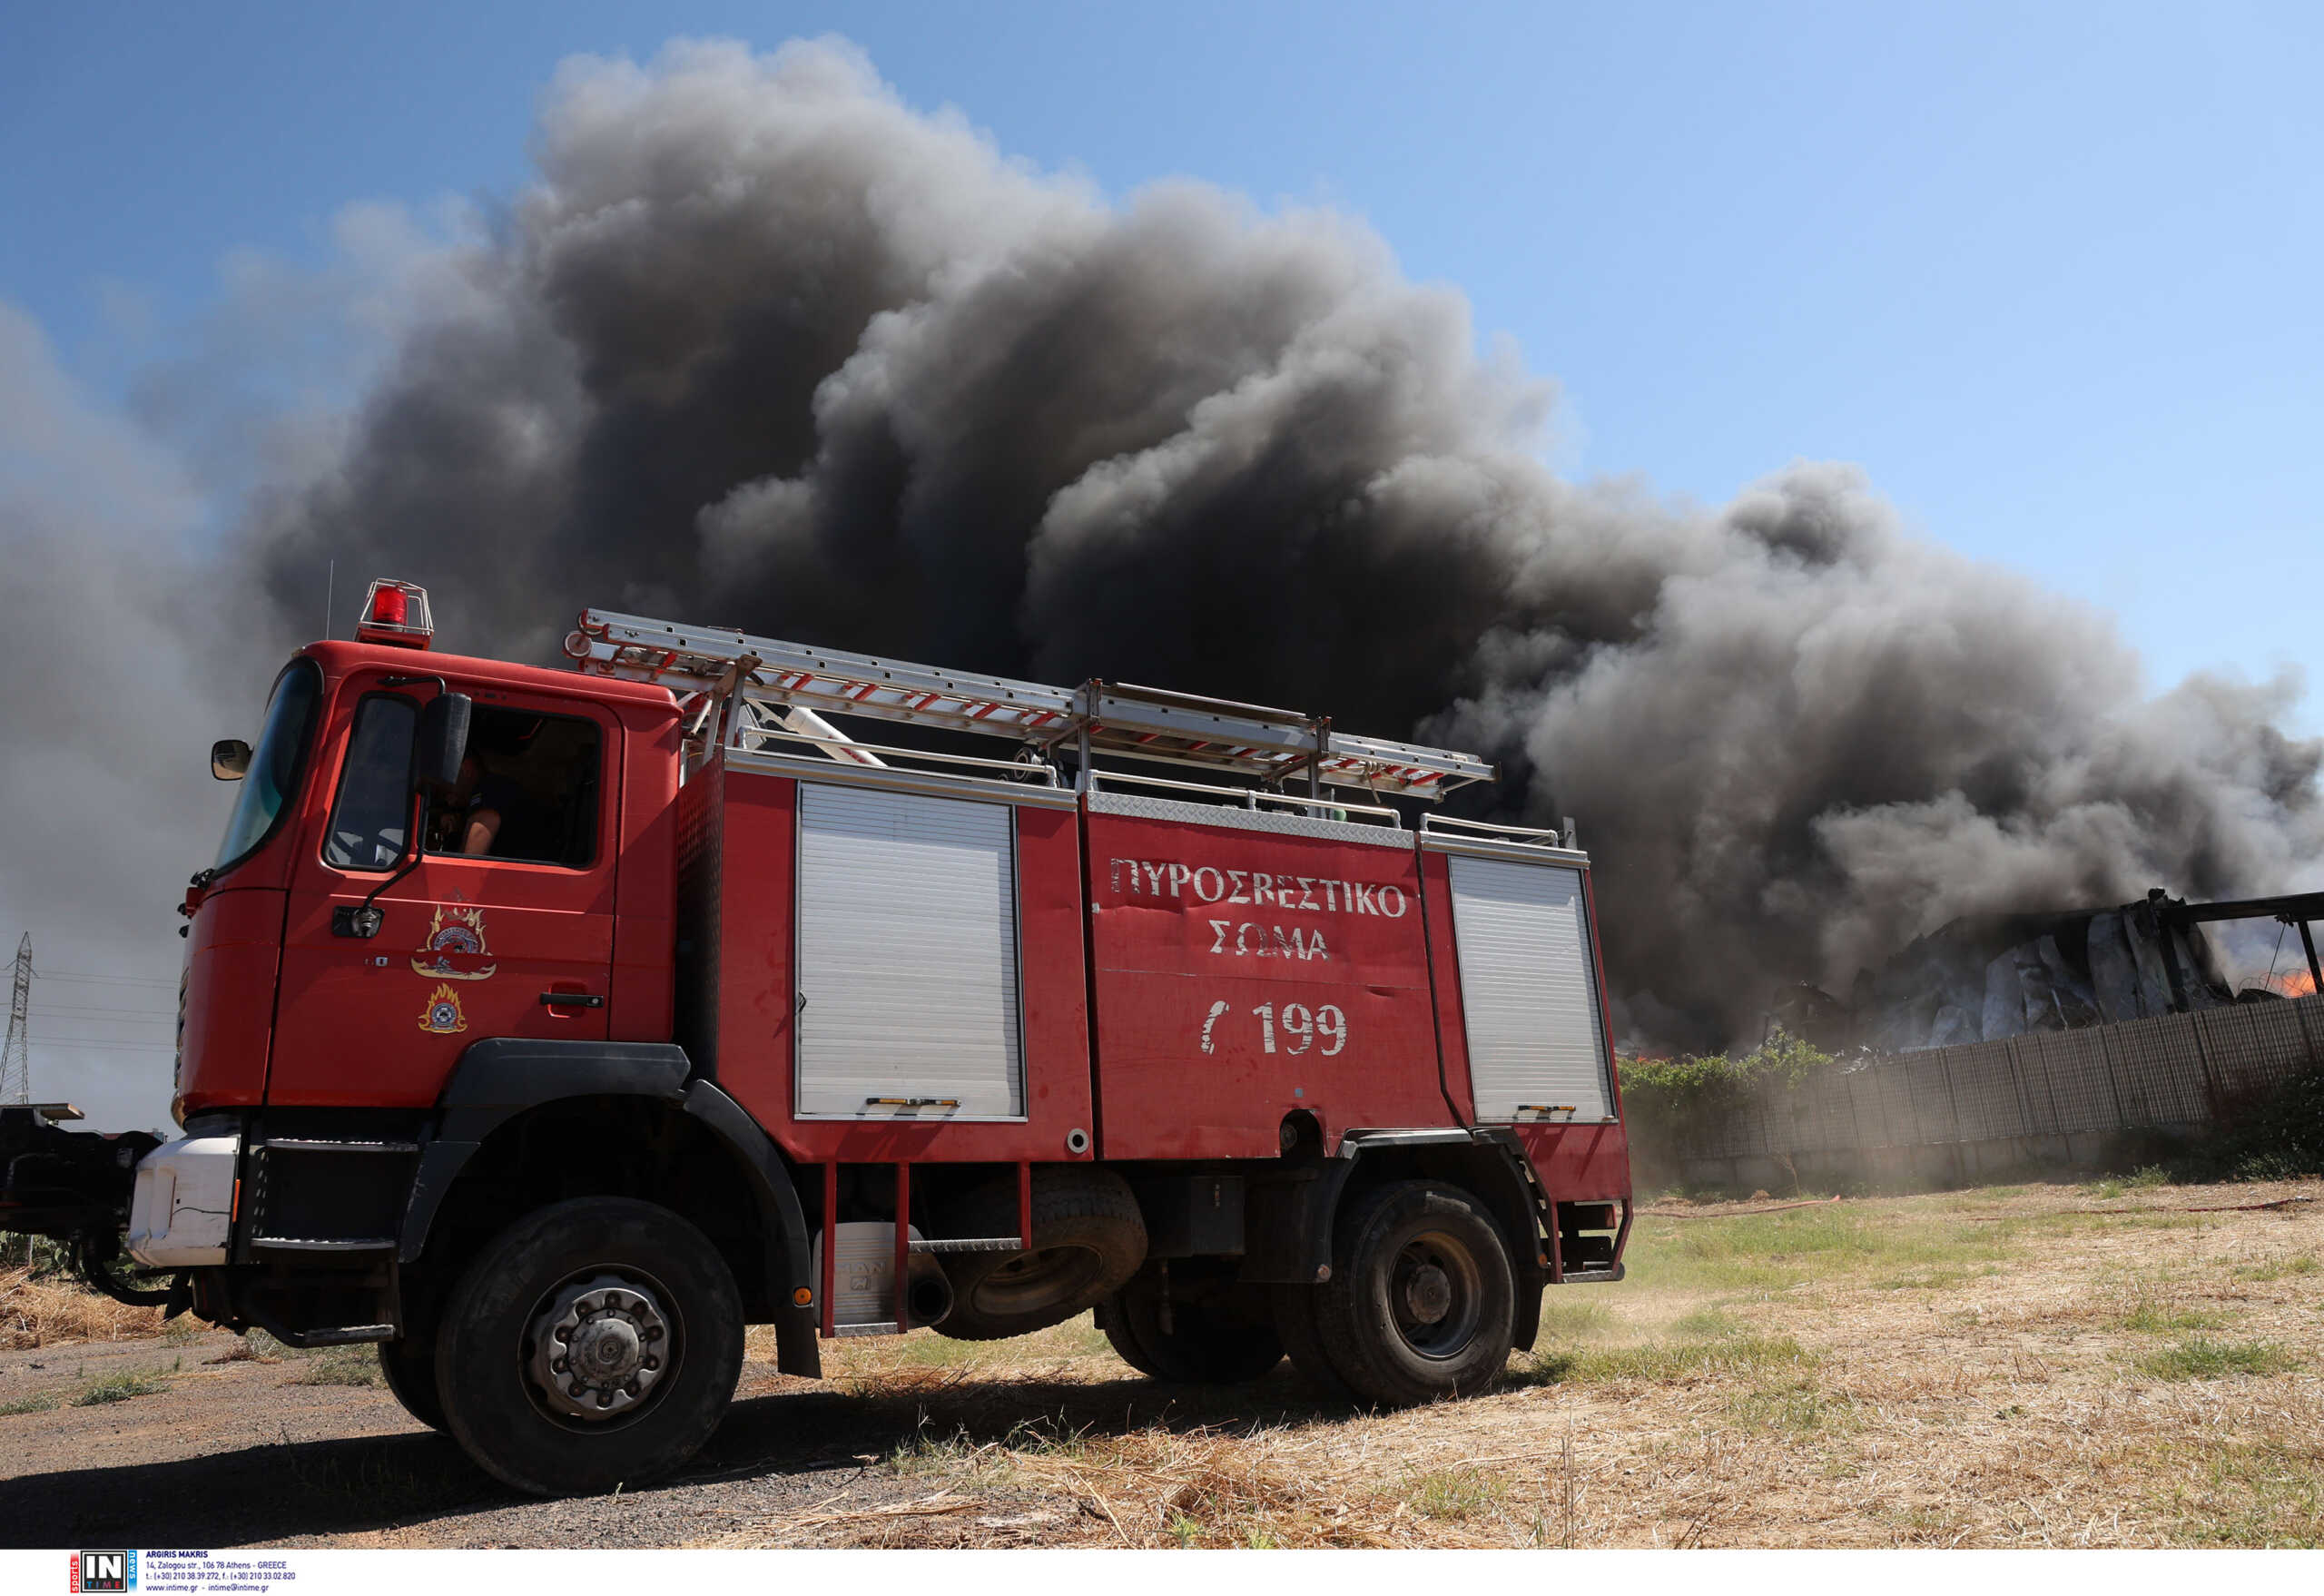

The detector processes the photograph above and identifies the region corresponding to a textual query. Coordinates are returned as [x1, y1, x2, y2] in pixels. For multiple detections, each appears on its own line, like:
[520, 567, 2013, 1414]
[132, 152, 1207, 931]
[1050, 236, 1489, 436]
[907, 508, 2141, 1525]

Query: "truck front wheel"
[435, 1197, 744, 1497]
[1314, 1181, 1514, 1407]
[377, 1335, 446, 1432]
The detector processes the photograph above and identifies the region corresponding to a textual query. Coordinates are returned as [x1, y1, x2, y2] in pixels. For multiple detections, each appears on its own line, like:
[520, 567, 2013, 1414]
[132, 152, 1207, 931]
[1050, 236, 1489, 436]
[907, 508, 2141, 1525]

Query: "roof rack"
[565, 608, 1495, 801]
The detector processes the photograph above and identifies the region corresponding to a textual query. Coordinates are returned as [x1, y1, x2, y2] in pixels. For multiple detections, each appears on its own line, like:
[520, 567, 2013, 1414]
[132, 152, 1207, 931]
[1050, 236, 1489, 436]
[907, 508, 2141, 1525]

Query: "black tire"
[1094, 1295, 1165, 1377]
[1099, 1263, 1283, 1384]
[1314, 1180, 1515, 1407]
[378, 1335, 447, 1432]
[1270, 1283, 1354, 1398]
[434, 1197, 744, 1497]
[931, 1167, 1146, 1341]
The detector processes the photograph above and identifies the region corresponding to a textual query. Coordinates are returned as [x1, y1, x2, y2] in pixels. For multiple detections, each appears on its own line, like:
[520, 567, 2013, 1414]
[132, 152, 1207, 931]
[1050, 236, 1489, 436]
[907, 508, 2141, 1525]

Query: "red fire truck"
[0, 579, 1630, 1496]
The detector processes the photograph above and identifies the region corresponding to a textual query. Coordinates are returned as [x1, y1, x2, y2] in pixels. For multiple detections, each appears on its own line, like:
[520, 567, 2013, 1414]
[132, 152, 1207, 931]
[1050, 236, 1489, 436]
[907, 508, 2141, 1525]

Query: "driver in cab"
[428, 754, 523, 857]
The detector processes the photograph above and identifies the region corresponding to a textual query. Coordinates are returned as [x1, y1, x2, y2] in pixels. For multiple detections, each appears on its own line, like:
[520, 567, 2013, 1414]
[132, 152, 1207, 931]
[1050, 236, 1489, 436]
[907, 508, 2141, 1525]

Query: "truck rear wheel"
[434, 1197, 744, 1497]
[931, 1167, 1145, 1341]
[1314, 1181, 1514, 1407]
[1270, 1285, 1354, 1397]
[377, 1335, 446, 1432]
[1098, 1263, 1283, 1384]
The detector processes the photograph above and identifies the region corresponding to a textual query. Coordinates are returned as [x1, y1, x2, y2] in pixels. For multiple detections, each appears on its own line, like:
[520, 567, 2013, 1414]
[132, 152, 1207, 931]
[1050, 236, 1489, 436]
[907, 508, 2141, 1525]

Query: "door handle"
[539, 991, 606, 1009]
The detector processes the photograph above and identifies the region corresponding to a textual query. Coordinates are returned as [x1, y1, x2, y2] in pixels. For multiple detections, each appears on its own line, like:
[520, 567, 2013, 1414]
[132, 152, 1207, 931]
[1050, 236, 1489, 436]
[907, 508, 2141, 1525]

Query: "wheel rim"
[969, 1245, 1108, 1318]
[522, 1268, 680, 1429]
[1385, 1229, 1483, 1361]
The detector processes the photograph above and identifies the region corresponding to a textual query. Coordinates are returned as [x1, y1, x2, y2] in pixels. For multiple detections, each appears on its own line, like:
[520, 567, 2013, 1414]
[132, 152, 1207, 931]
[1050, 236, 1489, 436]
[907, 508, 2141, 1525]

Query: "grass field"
[2, 1177, 2317, 1549]
[728, 1177, 2324, 1548]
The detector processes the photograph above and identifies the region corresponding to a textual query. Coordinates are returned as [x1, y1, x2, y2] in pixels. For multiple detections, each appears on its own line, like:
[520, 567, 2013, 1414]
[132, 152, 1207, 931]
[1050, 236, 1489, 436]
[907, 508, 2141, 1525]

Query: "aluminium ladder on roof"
[564, 607, 1496, 802]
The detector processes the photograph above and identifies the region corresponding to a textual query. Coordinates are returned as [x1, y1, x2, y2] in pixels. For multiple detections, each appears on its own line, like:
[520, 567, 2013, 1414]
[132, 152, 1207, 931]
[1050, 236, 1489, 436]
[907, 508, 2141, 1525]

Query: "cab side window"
[323, 695, 418, 872]
[425, 706, 601, 868]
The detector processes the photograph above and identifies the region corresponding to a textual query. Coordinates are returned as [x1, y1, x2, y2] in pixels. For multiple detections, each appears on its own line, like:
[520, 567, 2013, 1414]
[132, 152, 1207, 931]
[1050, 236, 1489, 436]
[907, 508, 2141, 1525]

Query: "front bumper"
[125, 1134, 240, 1266]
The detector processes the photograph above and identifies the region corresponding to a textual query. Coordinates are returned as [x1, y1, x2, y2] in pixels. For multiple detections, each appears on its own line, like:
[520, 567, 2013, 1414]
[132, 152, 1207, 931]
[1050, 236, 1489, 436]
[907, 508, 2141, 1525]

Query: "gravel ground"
[0, 1329, 1093, 1548]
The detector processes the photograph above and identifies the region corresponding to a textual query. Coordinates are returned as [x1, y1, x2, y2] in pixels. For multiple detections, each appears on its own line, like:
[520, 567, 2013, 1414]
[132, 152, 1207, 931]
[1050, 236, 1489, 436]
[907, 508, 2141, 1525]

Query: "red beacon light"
[354, 578, 434, 649]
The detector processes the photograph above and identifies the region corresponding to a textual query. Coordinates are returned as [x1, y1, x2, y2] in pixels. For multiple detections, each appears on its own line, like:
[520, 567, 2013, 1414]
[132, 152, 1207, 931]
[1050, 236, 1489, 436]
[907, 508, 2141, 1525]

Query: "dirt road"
[4, 1179, 2319, 1548]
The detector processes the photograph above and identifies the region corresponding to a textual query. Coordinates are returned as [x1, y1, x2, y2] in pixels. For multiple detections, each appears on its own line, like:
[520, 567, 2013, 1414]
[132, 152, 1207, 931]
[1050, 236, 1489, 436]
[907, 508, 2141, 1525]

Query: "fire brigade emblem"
[418, 983, 469, 1035]
[411, 904, 497, 980]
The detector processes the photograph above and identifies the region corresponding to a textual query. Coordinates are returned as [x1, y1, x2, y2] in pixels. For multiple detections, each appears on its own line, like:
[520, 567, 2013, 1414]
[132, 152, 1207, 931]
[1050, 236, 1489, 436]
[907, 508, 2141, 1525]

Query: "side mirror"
[211, 739, 251, 782]
[413, 693, 473, 790]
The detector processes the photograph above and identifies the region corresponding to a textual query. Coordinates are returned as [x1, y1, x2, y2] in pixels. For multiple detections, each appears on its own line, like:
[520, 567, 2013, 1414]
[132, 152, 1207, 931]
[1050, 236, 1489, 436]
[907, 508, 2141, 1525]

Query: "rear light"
[355, 578, 434, 649]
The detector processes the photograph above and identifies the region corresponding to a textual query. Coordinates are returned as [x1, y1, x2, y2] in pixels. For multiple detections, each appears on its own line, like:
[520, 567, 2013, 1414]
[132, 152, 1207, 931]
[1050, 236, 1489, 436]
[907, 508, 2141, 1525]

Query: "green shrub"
[2181, 1065, 2324, 1181]
[1619, 1029, 1839, 1158]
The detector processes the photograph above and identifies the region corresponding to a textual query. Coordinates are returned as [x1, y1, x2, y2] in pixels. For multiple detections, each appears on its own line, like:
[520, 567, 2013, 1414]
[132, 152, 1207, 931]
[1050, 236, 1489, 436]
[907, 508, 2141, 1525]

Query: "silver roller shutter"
[1447, 854, 1615, 1122]
[796, 783, 1023, 1118]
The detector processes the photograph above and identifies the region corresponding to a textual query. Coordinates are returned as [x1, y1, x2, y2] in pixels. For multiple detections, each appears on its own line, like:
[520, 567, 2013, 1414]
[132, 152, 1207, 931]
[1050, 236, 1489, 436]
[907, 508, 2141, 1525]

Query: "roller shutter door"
[1447, 855, 1614, 1122]
[796, 783, 1023, 1118]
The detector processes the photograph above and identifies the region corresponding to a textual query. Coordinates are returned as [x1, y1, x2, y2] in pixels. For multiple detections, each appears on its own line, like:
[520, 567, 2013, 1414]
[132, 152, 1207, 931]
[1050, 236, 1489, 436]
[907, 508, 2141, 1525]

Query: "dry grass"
[0, 1266, 162, 1349]
[73, 1366, 175, 1406]
[715, 1177, 2324, 1548]
[6, 1182, 2317, 1546]
[287, 1347, 382, 1387]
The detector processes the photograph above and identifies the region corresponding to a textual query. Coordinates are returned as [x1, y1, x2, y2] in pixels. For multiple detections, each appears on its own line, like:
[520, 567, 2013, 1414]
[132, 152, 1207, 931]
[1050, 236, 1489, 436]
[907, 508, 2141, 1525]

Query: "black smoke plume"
[158, 39, 2324, 1052]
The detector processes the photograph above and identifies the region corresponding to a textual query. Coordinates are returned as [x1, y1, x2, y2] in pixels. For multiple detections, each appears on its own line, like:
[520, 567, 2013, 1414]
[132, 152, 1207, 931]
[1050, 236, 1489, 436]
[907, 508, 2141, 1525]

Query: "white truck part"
[125, 1134, 240, 1266]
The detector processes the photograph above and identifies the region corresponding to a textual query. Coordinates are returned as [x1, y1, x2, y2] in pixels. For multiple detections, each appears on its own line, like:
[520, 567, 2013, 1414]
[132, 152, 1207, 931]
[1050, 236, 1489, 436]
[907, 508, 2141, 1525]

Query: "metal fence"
[1667, 993, 2324, 1162]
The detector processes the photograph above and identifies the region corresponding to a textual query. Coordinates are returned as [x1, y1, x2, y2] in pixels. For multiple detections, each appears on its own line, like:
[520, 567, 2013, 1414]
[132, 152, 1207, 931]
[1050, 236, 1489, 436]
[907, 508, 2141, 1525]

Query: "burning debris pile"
[1774, 889, 2324, 1054]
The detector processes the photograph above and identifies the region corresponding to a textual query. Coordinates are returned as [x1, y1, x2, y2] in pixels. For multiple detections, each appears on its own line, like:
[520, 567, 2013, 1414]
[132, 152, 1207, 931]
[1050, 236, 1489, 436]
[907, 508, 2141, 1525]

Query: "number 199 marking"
[1246, 1001, 1346, 1057]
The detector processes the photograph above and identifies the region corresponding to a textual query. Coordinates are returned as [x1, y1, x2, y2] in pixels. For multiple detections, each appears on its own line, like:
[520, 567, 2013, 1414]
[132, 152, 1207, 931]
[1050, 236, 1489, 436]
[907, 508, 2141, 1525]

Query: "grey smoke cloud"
[7, 36, 2318, 1121]
[249, 37, 2323, 1044]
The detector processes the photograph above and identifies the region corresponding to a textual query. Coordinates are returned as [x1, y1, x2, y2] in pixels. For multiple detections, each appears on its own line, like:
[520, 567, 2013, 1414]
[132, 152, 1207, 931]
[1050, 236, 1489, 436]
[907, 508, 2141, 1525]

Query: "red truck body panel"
[689, 760, 1098, 1166]
[1416, 845, 1632, 1202]
[1083, 803, 1453, 1159]
[175, 886, 284, 1118]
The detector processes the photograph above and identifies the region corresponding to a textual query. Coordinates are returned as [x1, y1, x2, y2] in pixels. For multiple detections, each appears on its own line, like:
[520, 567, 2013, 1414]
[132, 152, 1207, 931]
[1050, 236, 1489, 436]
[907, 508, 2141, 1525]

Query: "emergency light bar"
[566, 607, 1496, 801]
[355, 578, 434, 649]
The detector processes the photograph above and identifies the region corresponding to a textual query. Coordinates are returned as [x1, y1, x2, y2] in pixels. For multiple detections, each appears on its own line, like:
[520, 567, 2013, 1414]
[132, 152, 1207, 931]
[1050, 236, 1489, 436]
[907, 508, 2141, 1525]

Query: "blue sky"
[7, 2, 2319, 720]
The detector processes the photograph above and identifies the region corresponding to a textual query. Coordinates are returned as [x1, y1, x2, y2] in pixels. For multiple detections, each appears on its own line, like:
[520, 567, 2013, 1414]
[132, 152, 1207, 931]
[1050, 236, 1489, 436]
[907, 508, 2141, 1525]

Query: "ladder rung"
[909, 1236, 1023, 1254]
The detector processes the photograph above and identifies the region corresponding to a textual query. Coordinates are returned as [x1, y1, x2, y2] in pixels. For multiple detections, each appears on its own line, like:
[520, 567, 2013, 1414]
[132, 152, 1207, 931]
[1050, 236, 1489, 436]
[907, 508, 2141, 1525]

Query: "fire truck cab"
[2, 581, 1631, 1497]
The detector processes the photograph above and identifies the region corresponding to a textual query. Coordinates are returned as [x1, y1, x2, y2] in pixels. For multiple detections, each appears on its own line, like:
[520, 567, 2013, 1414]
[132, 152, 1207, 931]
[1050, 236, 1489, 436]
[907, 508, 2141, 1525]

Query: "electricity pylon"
[1, 934, 29, 1104]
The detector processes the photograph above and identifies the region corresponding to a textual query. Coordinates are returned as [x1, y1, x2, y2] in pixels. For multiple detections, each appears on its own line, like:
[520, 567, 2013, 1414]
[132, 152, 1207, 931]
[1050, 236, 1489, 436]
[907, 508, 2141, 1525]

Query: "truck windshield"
[212, 658, 323, 873]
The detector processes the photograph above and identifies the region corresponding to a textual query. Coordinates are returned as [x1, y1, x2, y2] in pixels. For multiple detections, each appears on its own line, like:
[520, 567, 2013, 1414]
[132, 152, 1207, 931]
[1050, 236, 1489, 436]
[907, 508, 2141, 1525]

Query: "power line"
[29, 1005, 176, 1020]
[36, 1033, 176, 1048]
[36, 1041, 175, 1054]
[38, 972, 178, 990]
